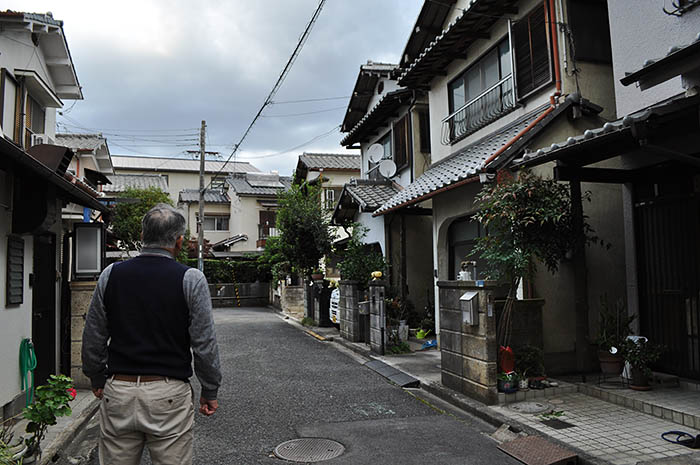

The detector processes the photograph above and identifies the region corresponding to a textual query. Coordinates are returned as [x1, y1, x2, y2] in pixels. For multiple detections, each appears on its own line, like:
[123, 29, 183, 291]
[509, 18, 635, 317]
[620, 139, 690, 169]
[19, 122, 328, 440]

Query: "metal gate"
[636, 192, 700, 379]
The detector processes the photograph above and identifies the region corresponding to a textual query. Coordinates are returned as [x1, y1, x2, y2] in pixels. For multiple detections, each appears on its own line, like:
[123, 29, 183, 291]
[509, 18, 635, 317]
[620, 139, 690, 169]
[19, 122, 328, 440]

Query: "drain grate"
[273, 438, 345, 462]
[541, 418, 576, 430]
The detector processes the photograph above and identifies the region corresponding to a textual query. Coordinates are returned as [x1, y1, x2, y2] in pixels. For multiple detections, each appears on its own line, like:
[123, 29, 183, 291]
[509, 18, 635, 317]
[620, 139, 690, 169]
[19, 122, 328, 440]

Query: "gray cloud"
[11, 0, 422, 174]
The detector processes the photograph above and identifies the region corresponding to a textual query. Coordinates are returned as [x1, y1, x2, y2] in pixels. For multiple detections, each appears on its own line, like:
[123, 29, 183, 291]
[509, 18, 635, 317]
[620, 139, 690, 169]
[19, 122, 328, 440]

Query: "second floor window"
[211, 176, 227, 190]
[513, 4, 552, 98]
[444, 39, 514, 144]
[25, 95, 45, 149]
[198, 215, 229, 232]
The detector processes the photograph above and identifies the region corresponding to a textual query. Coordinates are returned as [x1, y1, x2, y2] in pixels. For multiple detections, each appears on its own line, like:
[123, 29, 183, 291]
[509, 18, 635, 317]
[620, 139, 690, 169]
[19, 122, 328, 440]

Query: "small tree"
[257, 236, 290, 287]
[472, 170, 600, 346]
[111, 187, 173, 251]
[276, 183, 334, 278]
[338, 224, 387, 289]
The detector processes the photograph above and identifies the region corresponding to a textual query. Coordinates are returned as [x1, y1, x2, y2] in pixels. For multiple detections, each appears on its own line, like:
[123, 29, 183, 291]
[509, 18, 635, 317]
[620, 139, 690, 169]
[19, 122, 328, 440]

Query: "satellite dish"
[378, 159, 397, 178]
[367, 144, 384, 163]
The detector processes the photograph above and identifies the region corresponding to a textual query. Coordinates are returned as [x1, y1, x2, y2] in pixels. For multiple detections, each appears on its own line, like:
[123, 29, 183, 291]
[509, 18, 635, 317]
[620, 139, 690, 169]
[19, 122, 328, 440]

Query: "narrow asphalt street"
[75, 307, 519, 464]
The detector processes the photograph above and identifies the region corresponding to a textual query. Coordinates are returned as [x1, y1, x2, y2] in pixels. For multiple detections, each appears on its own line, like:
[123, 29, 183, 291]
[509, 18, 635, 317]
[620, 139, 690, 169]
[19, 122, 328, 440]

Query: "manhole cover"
[507, 401, 552, 414]
[274, 438, 345, 462]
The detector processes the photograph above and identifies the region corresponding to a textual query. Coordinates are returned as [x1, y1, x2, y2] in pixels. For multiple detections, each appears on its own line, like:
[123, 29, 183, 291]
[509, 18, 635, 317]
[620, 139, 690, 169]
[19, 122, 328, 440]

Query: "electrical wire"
[261, 105, 346, 118]
[236, 125, 340, 160]
[206, 0, 327, 189]
[270, 95, 350, 105]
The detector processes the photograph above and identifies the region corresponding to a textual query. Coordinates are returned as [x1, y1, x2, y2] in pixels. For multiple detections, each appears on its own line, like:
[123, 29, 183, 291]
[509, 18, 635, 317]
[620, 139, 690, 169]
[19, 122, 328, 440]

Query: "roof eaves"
[340, 89, 413, 146]
[620, 34, 700, 89]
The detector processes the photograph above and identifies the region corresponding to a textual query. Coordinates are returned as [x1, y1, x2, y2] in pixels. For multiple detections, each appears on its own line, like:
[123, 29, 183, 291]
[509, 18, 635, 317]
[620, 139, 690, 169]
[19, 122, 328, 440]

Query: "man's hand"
[199, 397, 218, 416]
[92, 388, 104, 399]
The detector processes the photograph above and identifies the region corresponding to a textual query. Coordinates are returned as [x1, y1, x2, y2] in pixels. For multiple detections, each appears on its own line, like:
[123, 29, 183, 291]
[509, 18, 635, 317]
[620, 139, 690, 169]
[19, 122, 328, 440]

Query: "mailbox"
[460, 291, 479, 326]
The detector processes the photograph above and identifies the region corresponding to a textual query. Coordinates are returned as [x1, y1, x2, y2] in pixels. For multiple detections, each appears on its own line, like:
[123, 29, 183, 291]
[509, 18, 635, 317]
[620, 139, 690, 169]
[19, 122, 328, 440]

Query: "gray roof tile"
[227, 173, 292, 196]
[299, 153, 361, 171]
[179, 189, 229, 203]
[112, 155, 259, 174]
[345, 180, 400, 211]
[375, 105, 550, 215]
[55, 133, 106, 151]
[103, 174, 168, 193]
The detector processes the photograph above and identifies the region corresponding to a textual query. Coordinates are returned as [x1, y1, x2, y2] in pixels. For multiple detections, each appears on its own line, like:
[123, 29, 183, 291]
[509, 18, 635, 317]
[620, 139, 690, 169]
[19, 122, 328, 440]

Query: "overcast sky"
[10, 0, 423, 175]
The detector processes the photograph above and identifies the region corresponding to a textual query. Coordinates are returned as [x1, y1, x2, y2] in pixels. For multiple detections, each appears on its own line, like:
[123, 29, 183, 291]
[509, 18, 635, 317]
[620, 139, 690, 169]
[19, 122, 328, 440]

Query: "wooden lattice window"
[513, 4, 553, 99]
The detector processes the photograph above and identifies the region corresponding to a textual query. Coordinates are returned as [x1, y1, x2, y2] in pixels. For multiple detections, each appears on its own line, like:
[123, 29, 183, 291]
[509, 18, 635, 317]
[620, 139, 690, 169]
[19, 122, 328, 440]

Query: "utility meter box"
[460, 291, 479, 326]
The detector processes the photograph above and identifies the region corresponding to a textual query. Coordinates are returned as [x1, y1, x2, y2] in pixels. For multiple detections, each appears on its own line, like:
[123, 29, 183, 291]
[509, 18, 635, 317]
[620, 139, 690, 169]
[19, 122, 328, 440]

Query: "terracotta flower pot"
[598, 350, 625, 375]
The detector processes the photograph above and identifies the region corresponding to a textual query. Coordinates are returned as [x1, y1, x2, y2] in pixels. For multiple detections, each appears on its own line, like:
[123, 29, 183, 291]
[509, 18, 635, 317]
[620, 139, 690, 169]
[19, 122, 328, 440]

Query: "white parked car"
[329, 288, 340, 325]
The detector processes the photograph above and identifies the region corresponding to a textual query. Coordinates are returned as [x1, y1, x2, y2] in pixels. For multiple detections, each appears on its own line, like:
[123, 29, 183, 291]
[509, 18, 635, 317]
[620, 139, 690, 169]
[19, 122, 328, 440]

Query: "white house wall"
[0, 192, 34, 408]
[608, 0, 700, 116]
[181, 202, 231, 245]
[229, 195, 266, 253]
[357, 212, 385, 252]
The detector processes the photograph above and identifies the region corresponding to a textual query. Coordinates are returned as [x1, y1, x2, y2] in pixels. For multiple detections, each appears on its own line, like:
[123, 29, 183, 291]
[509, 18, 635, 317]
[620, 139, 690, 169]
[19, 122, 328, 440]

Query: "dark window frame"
[512, 4, 554, 101]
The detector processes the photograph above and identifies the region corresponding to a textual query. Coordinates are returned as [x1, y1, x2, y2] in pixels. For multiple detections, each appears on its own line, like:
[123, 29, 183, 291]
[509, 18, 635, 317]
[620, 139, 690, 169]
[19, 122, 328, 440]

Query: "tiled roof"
[227, 173, 292, 196]
[55, 133, 106, 152]
[345, 180, 400, 211]
[375, 104, 552, 215]
[341, 89, 413, 146]
[341, 61, 398, 132]
[397, 0, 518, 88]
[620, 32, 700, 88]
[112, 155, 259, 174]
[178, 189, 230, 203]
[298, 153, 361, 171]
[514, 94, 700, 169]
[0, 10, 63, 27]
[103, 174, 168, 193]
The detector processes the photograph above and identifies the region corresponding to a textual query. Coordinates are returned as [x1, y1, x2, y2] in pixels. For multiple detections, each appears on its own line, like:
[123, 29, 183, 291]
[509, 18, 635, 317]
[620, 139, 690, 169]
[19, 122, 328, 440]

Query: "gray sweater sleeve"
[82, 264, 114, 390]
[183, 268, 222, 400]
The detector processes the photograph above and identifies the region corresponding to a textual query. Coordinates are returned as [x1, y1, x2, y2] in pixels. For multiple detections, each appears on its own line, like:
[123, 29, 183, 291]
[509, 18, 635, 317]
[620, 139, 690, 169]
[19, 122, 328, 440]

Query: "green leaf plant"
[22, 375, 76, 456]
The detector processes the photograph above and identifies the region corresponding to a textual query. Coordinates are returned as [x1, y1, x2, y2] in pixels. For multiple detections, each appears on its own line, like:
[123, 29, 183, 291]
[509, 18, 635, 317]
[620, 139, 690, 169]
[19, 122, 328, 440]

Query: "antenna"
[367, 143, 384, 163]
[378, 159, 397, 178]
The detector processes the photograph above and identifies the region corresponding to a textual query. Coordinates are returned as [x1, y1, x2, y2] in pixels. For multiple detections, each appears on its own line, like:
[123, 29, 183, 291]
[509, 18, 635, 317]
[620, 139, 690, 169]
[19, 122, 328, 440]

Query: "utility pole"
[198, 120, 206, 272]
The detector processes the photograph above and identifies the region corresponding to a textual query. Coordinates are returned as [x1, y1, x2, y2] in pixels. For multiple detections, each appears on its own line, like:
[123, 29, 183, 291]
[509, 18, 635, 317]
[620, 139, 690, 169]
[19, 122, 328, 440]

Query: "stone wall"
[70, 281, 97, 389]
[281, 284, 304, 319]
[339, 281, 360, 342]
[438, 281, 500, 405]
[369, 281, 386, 355]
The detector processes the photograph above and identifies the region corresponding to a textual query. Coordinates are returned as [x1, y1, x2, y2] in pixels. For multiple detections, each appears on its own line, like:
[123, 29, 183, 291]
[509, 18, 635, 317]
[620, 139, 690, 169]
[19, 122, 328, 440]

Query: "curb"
[421, 381, 612, 465]
[40, 397, 100, 465]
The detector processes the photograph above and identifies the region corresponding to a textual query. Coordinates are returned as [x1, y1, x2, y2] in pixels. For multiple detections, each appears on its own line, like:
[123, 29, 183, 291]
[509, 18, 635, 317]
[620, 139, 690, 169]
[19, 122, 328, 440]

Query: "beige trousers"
[98, 377, 194, 465]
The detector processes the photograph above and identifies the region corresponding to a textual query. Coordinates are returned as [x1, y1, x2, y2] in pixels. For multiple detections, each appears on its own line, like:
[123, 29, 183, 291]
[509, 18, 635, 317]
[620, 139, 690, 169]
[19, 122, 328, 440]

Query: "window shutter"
[514, 5, 552, 98]
[393, 115, 410, 168]
[6, 235, 24, 306]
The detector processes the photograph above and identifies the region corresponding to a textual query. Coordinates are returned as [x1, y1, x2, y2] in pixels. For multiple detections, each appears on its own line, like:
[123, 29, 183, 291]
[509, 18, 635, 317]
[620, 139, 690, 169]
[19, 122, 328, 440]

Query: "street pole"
[198, 120, 206, 272]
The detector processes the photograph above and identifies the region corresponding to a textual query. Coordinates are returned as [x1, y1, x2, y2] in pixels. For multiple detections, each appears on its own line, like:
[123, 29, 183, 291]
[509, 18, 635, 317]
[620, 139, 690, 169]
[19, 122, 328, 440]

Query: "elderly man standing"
[82, 204, 222, 465]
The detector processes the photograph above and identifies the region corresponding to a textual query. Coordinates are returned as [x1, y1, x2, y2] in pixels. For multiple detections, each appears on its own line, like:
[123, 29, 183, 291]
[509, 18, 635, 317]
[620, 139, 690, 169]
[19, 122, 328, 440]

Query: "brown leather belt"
[112, 374, 167, 383]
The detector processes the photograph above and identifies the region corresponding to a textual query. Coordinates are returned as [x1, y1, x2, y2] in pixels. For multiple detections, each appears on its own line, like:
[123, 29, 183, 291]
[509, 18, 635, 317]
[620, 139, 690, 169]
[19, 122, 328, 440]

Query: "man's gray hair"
[141, 204, 187, 249]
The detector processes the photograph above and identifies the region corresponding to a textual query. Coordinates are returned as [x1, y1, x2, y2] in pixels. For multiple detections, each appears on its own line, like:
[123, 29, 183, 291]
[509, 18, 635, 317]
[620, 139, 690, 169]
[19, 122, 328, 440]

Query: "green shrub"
[182, 259, 271, 283]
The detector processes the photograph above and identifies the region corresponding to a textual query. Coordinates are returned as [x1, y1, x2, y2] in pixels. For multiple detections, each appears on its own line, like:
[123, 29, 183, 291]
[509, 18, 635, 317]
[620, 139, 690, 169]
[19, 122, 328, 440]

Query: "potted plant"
[620, 338, 665, 390]
[310, 268, 324, 280]
[22, 375, 77, 462]
[497, 371, 518, 393]
[594, 296, 636, 375]
[514, 345, 545, 389]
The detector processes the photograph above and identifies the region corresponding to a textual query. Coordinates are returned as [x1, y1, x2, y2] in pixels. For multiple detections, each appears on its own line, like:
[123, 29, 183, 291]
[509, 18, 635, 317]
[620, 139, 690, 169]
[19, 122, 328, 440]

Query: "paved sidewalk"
[286, 311, 700, 465]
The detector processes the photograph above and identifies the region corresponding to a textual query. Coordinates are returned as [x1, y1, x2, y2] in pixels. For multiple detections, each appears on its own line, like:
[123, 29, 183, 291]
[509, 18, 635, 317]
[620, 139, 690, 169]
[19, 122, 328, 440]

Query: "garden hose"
[19, 338, 37, 406]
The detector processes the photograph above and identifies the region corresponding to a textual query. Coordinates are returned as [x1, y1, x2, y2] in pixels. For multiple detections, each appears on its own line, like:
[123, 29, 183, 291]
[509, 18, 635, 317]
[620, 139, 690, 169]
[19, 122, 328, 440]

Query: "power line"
[261, 105, 346, 118]
[270, 95, 350, 105]
[207, 0, 327, 188]
[236, 125, 340, 160]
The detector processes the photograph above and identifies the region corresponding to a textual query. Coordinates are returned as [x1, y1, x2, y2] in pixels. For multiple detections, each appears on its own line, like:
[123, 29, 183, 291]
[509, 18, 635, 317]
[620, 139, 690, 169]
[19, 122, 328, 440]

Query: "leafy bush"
[23, 375, 76, 454]
[182, 259, 271, 283]
[111, 187, 173, 250]
[338, 224, 387, 289]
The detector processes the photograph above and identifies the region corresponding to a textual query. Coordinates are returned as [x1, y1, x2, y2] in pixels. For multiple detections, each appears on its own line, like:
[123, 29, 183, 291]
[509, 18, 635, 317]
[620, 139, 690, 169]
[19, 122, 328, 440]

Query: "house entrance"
[635, 178, 700, 379]
[32, 232, 57, 385]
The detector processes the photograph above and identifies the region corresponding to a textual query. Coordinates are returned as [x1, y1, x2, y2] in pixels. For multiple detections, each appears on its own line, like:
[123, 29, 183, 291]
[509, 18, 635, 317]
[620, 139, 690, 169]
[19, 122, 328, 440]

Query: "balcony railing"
[441, 74, 516, 145]
[256, 224, 279, 248]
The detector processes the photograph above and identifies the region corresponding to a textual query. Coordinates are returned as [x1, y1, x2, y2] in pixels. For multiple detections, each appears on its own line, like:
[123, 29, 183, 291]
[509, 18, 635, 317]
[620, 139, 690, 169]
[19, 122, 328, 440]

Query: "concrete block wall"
[70, 281, 97, 389]
[369, 281, 386, 355]
[339, 281, 360, 342]
[281, 284, 304, 319]
[438, 281, 499, 405]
